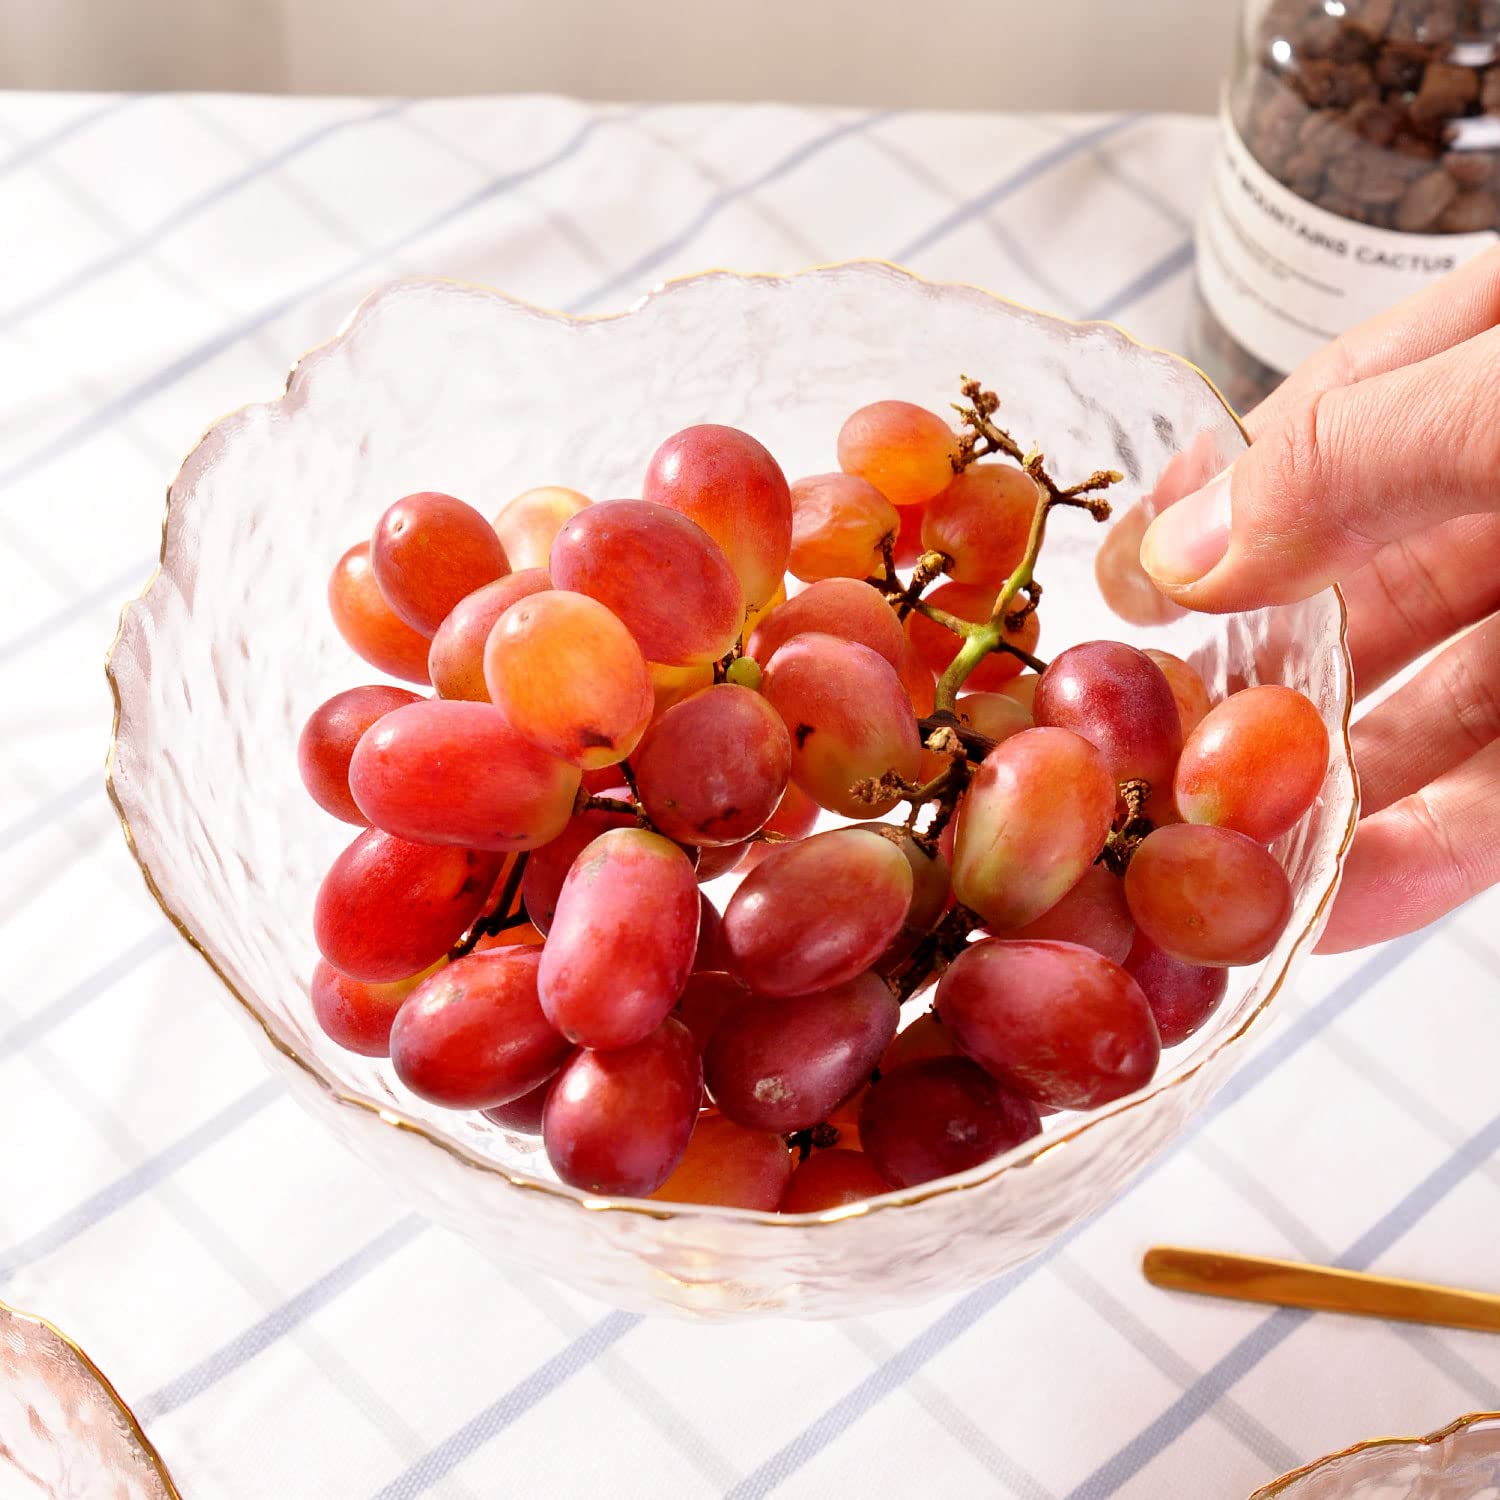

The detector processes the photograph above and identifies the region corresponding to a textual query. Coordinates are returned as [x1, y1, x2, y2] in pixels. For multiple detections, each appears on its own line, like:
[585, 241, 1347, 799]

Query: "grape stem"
[448, 851, 530, 959]
[1097, 778, 1154, 874]
[895, 550, 951, 621]
[887, 904, 980, 1002]
[912, 600, 1050, 676]
[581, 794, 638, 816]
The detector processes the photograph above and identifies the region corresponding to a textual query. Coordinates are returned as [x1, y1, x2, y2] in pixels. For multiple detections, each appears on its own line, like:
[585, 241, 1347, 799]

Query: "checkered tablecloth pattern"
[2, 90, 1498, 1500]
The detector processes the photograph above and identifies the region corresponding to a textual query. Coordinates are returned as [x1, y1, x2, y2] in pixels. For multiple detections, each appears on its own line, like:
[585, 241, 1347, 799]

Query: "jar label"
[1196, 102, 1499, 375]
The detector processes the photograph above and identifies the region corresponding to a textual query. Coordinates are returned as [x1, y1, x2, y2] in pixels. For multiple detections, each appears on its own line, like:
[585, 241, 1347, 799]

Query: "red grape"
[847, 822, 951, 973]
[921, 464, 1039, 590]
[746, 577, 906, 671]
[761, 633, 921, 817]
[859, 1057, 1041, 1187]
[1033, 641, 1182, 792]
[538, 828, 699, 1049]
[723, 828, 913, 996]
[1001, 673, 1040, 712]
[484, 590, 653, 768]
[893, 503, 926, 567]
[427, 569, 551, 702]
[648, 659, 715, 721]
[310, 957, 435, 1057]
[882, 1011, 962, 1071]
[739, 781, 821, 872]
[492, 486, 590, 571]
[788, 473, 900, 583]
[904, 581, 1040, 690]
[955, 691, 1032, 746]
[897, 636, 937, 717]
[1145, 649, 1213, 739]
[390, 947, 571, 1108]
[1122, 932, 1229, 1047]
[1095, 504, 1187, 626]
[781, 1149, 891, 1211]
[482, 1073, 561, 1134]
[1174, 685, 1328, 844]
[475, 921, 545, 950]
[327, 542, 433, 683]
[314, 829, 503, 982]
[642, 424, 792, 609]
[633, 683, 791, 846]
[543, 1017, 702, 1195]
[1124, 823, 1293, 967]
[371, 492, 510, 636]
[692, 893, 737, 973]
[1007, 865, 1135, 963]
[704, 971, 899, 1131]
[694, 841, 749, 881]
[952, 727, 1116, 928]
[521, 797, 637, 933]
[298, 684, 421, 823]
[549, 499, 744, 667]
[349, 699, 579, 851]
[837, 400, 957, 508]
[676, 969, 749, 1052]
[937, 939, 1161, 1111]
[649, 1113, 793, 1209]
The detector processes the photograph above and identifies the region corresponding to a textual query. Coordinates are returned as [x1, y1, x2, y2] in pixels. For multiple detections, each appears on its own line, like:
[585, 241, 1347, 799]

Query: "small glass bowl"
[1252, 1413, 1500, 1498]
[106, 263, 1357, 1319]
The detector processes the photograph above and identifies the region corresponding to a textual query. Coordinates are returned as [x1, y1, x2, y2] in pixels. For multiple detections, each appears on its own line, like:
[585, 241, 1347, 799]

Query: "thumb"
[1138, 325, 1500, 613]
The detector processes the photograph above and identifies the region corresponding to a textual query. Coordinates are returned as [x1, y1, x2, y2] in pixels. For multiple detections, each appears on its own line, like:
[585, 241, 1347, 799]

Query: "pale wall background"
[0, 0, 1236, 110]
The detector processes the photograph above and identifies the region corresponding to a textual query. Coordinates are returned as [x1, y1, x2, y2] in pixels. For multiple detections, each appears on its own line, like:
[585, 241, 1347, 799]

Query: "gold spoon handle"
[1144, 1246, 1500, 1335]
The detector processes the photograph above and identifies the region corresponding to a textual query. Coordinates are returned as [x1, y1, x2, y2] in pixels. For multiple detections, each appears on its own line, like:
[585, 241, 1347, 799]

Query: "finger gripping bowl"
[106, 263, 1357, 1319]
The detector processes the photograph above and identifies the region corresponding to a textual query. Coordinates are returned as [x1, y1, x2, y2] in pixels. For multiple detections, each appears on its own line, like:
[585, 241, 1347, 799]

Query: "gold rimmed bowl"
[1251, 1414, 1500, 1498]
[106, 263, 1357, 1318]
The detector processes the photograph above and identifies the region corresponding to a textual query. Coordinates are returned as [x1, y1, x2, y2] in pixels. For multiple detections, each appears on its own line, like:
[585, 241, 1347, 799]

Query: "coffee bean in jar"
[1189, 0, 1500, 413]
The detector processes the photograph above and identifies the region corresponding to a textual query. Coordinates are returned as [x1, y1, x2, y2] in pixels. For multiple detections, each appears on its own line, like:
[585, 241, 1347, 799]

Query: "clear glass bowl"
[106, 263, 1357, 1319]
[1252, 1413, 1500, 1498]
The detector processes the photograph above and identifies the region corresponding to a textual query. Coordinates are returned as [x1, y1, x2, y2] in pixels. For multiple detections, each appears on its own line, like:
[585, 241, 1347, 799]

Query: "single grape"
[892, 503, 926, 567]
[327, 542, 433, 683]
[723, 828, 913, 996]
[314, 829, 503, 982]
[847, 822, 951, 974]
[837, 400, 957, 508]
[746, 577, 906, 672]
[390, 947, 571, 1108]
[676, 969, 749, 1052]
[1094, 503, 1187, 627]
[936, 938, 1161, 1111]
[824, 1082, 868, 1152]
[882, 1010, 962, 1072]
[897, 636, 937, 717]
[859, 1058, 1041, 1187]
[542, 1017, 702, 1196]
[1122, 932, 1229, 1047]
[1124, 824, 1293, 967]
[521, 796, 637, 933]
[787, 472, 900, 583]
[349, 700, 581, 851]
[482, 1073, 561, 1134]
[484, 590, 654, 768]
[549, 499, 744, 667]
[737, 780, 820, 873]
[1174, 684, 1328, 843]
[1144, 649, 1213, 739]
[298, 684, 421, 824]
[1033, 640, 1182, 793]
[428, 569, 551, 702]
[649, 1113, 793, 1209]
[693, 840, 750, 882]
[538, 828, 699, 1049]
[310, 957, 435, 1057]
[649, 659, 715, 721]
[692, 893, 737, 973]
[781, 1150, 891, 1211]
[492, 486, 590, 571]
[955, 691, 1032, 746]
[642, 424, 792, 608]
[951, 727, 1116, 929]
[921, 464, 1039, 590]
[704, 971, 899, 1131]
[371, 491, 510, 636]
[904, 581, 1040, 690]
[1005, 864, 1135, 963]
[632, 683, 791, 848]
[1000, 673, 1040, 712]
[761, 633, 921, 817]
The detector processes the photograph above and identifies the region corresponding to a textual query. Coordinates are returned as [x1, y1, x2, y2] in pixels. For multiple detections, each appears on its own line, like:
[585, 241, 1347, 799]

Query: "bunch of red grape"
[299, 386, 1329, 1214]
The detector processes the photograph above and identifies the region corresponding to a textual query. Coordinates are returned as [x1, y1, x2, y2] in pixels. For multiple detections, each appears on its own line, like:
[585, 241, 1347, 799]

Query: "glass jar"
[1189, 0, 1500, 413]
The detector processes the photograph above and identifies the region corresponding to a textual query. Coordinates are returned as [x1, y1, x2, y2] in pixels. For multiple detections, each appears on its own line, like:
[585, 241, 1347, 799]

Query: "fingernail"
[1139, 467, 1234, 586]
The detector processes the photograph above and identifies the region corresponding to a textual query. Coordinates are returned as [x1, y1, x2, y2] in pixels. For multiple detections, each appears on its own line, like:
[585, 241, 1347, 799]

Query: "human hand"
[1139, 246, 1500, 954]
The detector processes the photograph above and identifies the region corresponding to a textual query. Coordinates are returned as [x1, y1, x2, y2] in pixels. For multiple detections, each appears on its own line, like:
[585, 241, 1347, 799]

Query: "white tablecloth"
[2, 91, 1497, 1500]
